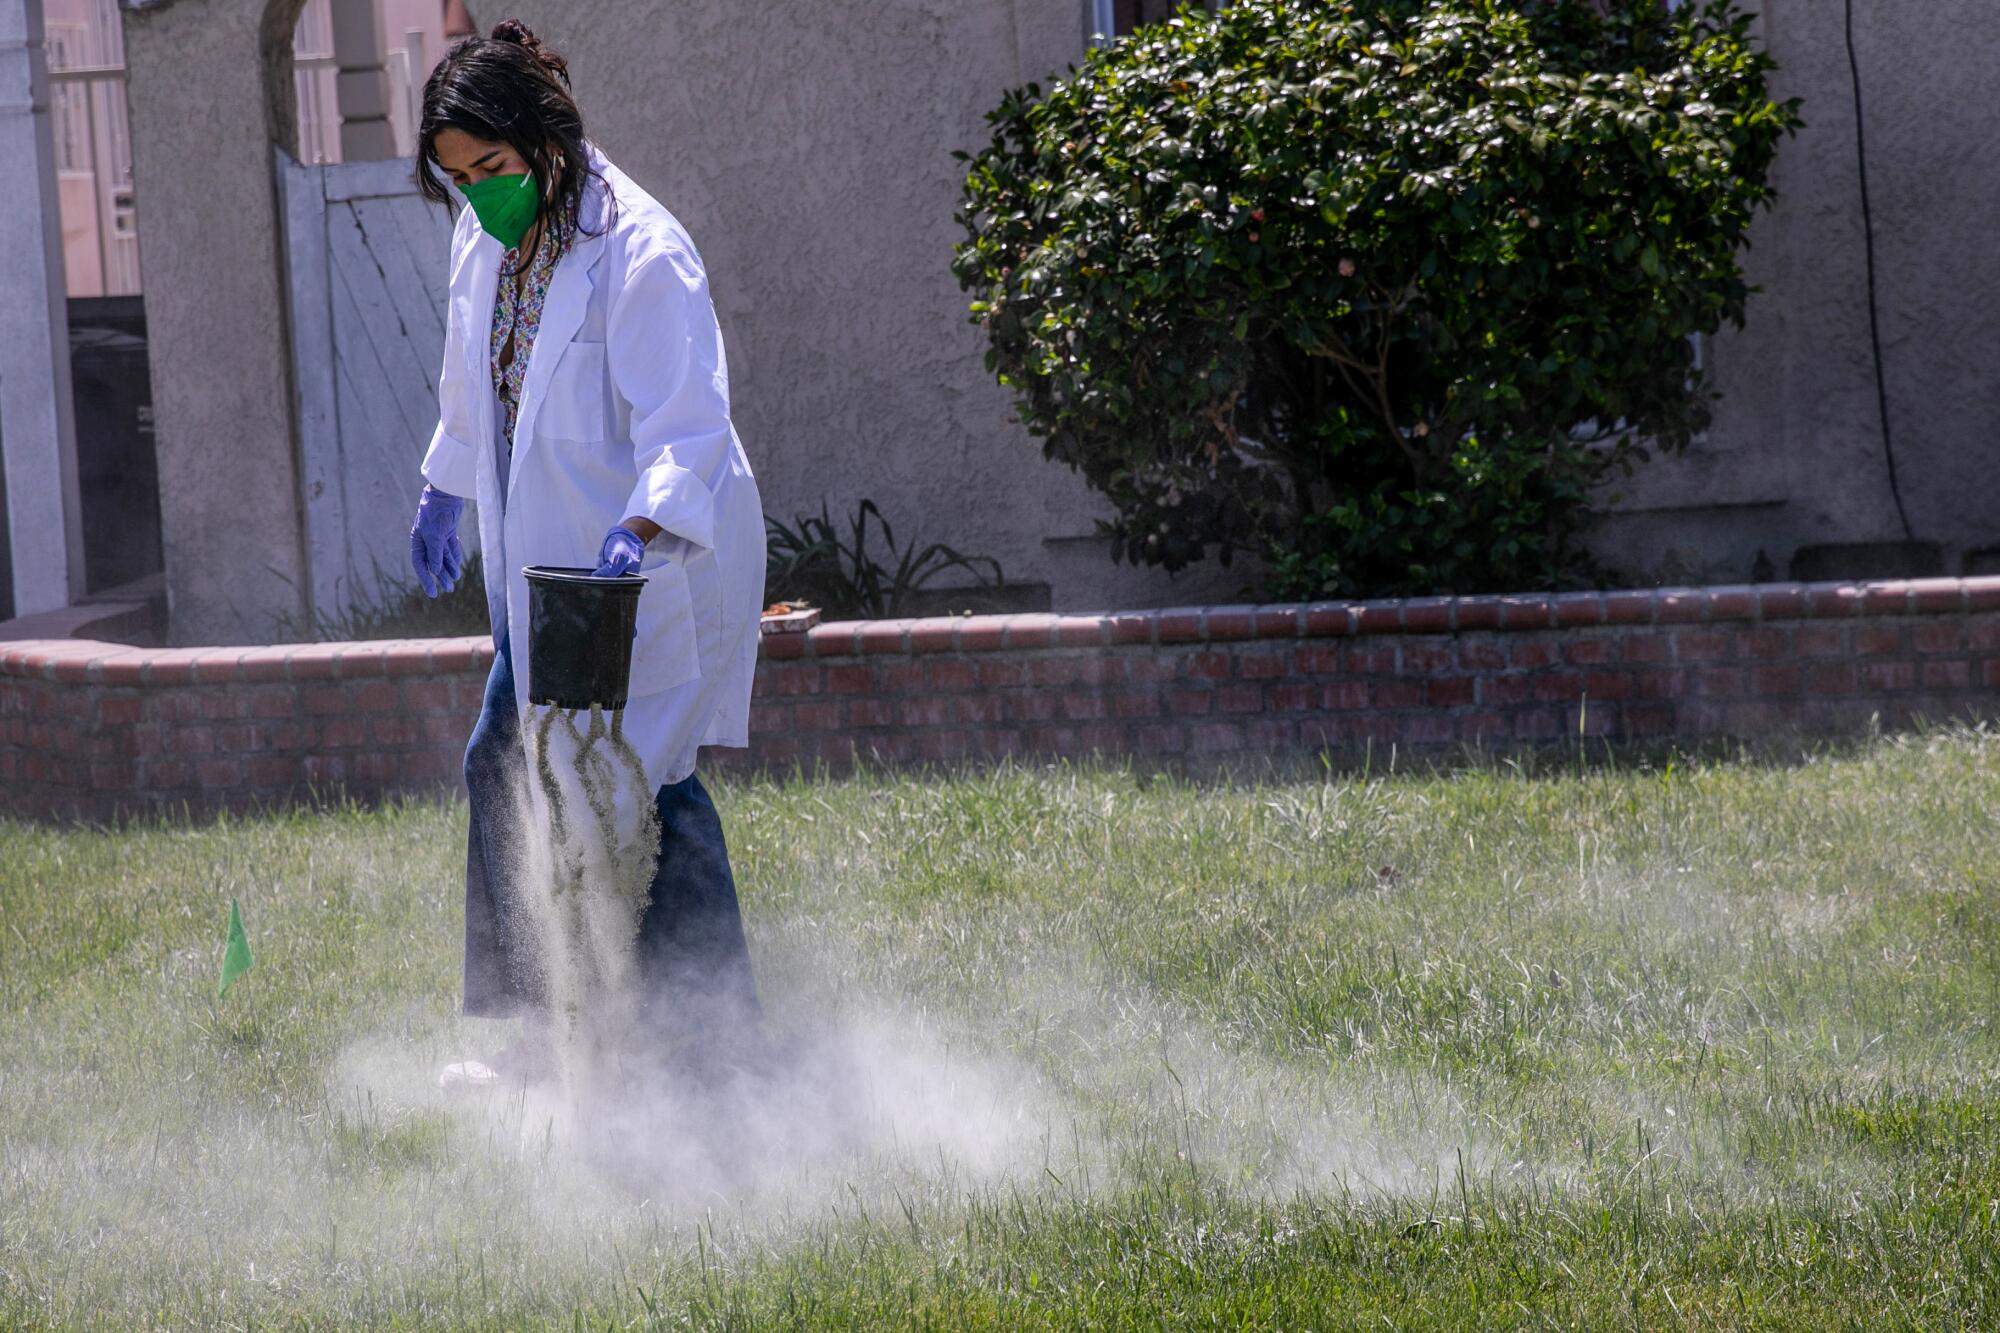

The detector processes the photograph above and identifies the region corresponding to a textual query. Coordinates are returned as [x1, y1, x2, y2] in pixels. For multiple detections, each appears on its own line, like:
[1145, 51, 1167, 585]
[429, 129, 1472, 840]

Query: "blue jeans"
[461, 633, 762, 1064]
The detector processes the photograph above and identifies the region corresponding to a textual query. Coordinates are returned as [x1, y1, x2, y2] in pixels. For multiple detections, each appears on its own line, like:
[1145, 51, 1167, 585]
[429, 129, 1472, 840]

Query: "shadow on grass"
[716, 717, 2000, 795]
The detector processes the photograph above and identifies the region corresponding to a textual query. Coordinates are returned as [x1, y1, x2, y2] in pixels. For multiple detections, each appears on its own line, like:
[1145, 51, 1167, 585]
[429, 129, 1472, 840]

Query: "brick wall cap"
[8, 574, 2000, 687]
[857, 619, 921, 654]
[29, 641, 129, 683]
[237, 643, 299, 663]
[135, 646, 211, 685]
[190, 648, 250, 684]
[425, 636, 495, 673]
[1153, 607, 1210, 644]
[283, 642, 351, 679]
[803, 621, 862, 658]
[370, 639, 439, 674]
[905, 616, 967, 652]
[0, 639, 83, 674]
[85, 649, 154, 686]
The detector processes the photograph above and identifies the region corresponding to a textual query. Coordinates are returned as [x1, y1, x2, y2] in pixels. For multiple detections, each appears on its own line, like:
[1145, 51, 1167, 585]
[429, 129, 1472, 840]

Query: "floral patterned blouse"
[489, 224, 571, 450]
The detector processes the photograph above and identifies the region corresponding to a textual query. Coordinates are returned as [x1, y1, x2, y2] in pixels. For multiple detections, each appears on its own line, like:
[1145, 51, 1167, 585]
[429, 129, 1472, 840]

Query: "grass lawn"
[4, 732, 2000, 1329]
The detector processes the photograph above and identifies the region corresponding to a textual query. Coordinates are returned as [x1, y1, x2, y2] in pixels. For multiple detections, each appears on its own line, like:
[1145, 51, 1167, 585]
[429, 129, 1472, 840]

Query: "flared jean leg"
[633, 773, 765, 1068]
[461, 633, 763, 1055]
[461, 631, 533, 1017]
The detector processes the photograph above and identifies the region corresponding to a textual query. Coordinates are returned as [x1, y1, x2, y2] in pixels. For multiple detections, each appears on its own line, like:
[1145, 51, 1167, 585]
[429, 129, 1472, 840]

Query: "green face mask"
[458, 171, 538, 250]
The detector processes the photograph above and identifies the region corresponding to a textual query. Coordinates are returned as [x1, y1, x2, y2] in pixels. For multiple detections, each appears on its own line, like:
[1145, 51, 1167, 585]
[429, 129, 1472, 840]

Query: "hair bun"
[490, 18, 569, 87]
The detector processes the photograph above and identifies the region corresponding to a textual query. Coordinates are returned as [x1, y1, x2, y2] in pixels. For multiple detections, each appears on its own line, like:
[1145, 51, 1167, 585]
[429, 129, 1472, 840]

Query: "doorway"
[47, 0, 162, 596]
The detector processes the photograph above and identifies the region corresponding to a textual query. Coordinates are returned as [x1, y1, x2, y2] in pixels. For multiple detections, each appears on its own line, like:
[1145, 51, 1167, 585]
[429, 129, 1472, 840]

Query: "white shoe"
[437, 1059, 503, 1091]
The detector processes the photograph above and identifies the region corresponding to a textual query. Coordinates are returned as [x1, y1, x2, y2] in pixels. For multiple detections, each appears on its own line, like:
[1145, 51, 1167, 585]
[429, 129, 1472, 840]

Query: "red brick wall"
[0, 639, 491, 823]
[4, 578, 1998, 823]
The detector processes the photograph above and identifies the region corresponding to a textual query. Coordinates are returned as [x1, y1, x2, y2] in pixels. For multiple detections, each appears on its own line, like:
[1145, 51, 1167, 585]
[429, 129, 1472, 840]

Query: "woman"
[406, 20, 765, 1084]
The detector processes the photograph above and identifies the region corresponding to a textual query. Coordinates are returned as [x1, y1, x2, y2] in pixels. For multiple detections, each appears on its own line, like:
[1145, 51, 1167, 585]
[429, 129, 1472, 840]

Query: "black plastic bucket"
[523, 566, 646, 710]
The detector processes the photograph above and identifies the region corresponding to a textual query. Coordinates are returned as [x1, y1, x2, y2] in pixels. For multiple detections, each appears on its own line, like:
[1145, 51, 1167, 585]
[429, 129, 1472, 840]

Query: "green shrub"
[953, 0, 1800, 598]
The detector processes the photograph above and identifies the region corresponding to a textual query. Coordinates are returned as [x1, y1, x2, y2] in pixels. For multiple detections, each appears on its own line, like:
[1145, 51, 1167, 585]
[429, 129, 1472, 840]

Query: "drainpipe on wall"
[0, 0, 85, 619]
[1088, 0, 1115, 46]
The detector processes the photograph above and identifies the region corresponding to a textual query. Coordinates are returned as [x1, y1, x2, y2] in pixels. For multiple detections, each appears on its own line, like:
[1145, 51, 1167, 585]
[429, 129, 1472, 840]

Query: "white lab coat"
[421, 145, 763, 799]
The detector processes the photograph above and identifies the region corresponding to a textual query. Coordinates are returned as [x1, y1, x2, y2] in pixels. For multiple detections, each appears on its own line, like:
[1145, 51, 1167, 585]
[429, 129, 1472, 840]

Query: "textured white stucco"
[122, 0, 313, 643]
[121, 0, 2000, 644]
[1586, 0, 2000, 582]
[491, 0, 1261, 612]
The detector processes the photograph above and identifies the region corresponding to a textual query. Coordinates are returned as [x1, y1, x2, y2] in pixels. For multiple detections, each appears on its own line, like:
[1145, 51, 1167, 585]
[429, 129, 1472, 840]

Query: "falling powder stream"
[517, 701, 662, 1091]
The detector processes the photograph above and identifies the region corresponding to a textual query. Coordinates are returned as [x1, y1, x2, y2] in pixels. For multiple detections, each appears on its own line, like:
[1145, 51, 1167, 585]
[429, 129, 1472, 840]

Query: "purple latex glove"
[592, 524, 647, 578]
[408, 485, 465, 598]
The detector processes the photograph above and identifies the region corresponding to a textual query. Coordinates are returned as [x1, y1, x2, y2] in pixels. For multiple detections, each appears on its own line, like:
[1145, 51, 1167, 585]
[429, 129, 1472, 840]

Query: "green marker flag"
[217, 898, 253, 998]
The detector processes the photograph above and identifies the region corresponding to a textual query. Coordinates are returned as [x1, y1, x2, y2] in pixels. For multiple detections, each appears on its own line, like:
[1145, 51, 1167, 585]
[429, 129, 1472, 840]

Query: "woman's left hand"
[592, 523, 648, 577]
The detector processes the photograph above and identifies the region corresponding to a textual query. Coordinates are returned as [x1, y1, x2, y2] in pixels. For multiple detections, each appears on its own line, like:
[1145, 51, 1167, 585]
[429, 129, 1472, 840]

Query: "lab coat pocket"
[626, 557, 702, 698]
[538, 341, 607, 443]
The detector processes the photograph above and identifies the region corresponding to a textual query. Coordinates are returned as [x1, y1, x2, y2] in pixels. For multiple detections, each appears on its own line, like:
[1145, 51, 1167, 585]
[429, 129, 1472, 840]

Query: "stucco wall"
[487, 0, 1259, 614]
[1585, 0, 2000, 584]
[506, 0, 2000, 603]
[120, 0, 2000, 643]
[122, 0, 311, 644]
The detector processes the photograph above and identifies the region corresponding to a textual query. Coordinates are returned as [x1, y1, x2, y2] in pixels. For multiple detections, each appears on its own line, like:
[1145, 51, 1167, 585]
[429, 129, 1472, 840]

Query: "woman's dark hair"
[415, 19, 608, 242]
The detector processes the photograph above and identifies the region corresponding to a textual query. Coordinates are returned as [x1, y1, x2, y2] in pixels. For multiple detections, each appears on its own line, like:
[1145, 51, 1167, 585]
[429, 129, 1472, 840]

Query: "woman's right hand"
[409, 485, 466, 598]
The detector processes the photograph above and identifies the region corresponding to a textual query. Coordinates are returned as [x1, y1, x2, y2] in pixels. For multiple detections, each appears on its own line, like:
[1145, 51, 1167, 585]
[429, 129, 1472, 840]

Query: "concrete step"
[0, 572, 166, 645]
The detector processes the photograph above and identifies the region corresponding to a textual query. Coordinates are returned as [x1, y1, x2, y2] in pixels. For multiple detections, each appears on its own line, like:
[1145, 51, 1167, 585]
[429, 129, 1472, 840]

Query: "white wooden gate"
[276, 146, 460, 623]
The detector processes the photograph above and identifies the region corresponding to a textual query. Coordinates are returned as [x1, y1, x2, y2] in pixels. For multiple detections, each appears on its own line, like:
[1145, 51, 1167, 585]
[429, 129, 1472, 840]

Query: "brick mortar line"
[762, 667, 1992, 719]
[9, 649, 1997, 720]
[753, 638, 1992, 690]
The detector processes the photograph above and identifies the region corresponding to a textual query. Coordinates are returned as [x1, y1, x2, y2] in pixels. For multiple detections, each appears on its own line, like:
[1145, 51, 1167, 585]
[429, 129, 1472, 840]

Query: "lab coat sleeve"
[605, 243, 728, 551]
[419, 208, 484, 499]
[420, 422, 480, 498]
